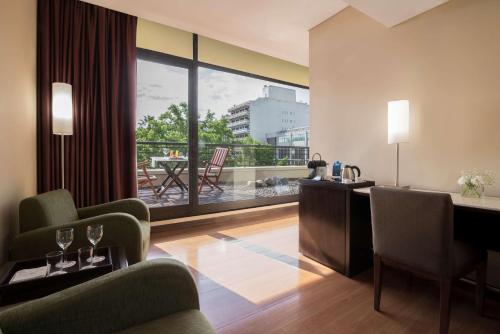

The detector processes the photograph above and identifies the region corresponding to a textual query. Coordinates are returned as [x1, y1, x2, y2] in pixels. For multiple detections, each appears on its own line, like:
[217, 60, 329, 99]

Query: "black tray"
[0, 247, 115, 306]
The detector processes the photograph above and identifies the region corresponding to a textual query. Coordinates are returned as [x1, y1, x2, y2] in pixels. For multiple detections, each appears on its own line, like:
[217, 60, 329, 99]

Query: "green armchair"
[10, 189, 150, 264]
[0, 259, 216, 334]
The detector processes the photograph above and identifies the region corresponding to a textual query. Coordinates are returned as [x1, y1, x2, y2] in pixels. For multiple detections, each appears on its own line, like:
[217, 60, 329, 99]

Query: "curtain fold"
[37, 0, 138, 207]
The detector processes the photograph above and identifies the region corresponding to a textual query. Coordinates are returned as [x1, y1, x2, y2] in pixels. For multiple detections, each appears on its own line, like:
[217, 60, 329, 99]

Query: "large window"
[135, 45, 310, 219]
[136, 57, 190, 209]
[197, 66, 310, 205]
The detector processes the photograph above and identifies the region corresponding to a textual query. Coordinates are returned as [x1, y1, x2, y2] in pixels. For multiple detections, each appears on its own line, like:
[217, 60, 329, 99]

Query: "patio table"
[152, 157, 189, 197]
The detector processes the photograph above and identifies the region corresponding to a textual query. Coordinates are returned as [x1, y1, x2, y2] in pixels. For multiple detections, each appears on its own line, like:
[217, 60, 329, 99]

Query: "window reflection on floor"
[152, 219, 334, 304]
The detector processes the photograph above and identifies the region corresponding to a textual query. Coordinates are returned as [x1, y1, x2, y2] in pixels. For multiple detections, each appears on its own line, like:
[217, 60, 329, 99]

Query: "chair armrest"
[0, 259, 200, 334]
[10, 213, 144, 264]
[77, 198, 150, 222]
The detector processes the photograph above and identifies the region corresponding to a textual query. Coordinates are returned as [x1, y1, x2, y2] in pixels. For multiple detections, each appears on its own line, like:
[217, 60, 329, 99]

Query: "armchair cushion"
[116, 310, 216, 334]
[77, 198, 150, 222]
[0, 259, 214, 334]
[19, 190, 78, 233]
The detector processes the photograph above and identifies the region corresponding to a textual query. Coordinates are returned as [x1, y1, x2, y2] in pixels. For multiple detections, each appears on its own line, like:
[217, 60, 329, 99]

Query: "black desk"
[352, 187, 500, 286]
[353, 187, 500, 251]
[299, 182, 500, 283]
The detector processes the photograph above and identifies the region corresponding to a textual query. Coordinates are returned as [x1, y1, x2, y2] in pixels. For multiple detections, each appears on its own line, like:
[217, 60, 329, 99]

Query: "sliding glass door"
[136, 53, 191, 214]
[135, 43, 310, 220]
[197, 66, 310, 207]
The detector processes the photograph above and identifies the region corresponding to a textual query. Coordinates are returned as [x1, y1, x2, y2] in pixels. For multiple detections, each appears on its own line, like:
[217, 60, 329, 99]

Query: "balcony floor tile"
[138, 182, 299, 208]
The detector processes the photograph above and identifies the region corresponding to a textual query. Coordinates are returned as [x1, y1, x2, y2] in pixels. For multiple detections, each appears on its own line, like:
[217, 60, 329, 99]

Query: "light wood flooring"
[148, 213, 500, 333]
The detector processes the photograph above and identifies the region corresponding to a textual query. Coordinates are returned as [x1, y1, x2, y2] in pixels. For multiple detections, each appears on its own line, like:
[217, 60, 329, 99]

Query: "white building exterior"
[227, 85, 309, 143]
[265, 126, 310, 147]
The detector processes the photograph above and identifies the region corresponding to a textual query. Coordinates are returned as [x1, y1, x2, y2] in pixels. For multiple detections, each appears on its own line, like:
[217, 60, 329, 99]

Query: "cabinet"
[298, 179, 375, 277]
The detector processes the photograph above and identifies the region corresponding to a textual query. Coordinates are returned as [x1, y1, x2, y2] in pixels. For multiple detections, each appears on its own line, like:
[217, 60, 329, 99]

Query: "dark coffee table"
[0, 246, 127, 306]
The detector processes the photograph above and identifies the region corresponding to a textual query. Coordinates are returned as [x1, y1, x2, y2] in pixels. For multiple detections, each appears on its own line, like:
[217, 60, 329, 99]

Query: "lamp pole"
[52, 82, 73, 189]
[61, 135, 65, 189]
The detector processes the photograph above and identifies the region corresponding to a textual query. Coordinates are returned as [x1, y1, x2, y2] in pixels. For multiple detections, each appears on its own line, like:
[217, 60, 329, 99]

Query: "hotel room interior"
[1, 0, 500, 333]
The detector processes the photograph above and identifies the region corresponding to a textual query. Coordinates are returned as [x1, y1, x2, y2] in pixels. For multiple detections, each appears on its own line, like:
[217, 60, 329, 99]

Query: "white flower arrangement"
[458, 170, 495, 198]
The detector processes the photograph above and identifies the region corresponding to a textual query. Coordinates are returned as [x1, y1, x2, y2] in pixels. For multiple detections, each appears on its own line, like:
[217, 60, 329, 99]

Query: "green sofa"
[10, 189, 150, 265]
[0, 259, 216, 334]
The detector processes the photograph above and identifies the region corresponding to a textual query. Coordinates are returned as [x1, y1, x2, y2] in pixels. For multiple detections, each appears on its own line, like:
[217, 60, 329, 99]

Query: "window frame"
[137, 34, 310, 221]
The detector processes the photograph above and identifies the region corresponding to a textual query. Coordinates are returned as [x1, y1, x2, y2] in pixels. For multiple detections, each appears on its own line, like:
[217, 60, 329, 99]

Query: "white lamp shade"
[388, 100, 409, 144]
[52, 82, 73, 135]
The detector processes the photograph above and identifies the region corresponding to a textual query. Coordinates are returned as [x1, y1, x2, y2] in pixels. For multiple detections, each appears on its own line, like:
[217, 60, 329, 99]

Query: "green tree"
[136, 102, 188, 142]
[136, 102, 278, 167]
[198, 110, 235, 144]
[233, 136, 275, 167]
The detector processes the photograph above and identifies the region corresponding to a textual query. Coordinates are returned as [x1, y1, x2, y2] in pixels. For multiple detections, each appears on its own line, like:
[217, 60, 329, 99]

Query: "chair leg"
[206, 178, 223, 191]
[374, 254, 383, 311]
[198, 178, 205, 193]
[439, 279, 452, 334]
[475, 261, 487, 316]
[148, 180, 158, 199]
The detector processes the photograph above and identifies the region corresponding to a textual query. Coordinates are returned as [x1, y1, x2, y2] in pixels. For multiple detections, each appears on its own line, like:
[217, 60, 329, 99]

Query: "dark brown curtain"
[37, 0, 138, 207]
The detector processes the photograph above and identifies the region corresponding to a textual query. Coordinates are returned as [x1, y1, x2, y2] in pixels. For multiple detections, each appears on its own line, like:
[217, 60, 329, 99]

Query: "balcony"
[137, 141, 309, 207]
[231, 128, 250, 135]
[228, 118, 250, 127]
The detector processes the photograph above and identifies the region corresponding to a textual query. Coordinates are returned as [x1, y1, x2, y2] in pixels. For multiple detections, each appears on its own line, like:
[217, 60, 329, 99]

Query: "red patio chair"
[137, 161, 158, 199]
[198, 147, 229, 193]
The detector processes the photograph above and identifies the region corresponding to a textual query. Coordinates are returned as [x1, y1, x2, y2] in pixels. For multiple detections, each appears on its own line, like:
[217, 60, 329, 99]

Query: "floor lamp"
[52, 82, 73, 189]
[387, 100, 409, 188]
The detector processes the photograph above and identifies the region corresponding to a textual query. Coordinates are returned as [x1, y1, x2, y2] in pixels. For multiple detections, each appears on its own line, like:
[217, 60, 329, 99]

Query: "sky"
[137, 59, 310, 126]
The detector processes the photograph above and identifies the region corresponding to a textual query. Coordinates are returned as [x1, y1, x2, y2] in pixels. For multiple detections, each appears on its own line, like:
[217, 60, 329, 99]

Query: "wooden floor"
[148, 213, 500, 333]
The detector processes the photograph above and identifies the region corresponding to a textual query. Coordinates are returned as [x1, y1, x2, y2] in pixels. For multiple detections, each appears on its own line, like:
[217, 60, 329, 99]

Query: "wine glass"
[78, 246, 95, 270]
[87, 224, 105, 263]
[46, 251, 66, 276]
[55, 228, 76, 268]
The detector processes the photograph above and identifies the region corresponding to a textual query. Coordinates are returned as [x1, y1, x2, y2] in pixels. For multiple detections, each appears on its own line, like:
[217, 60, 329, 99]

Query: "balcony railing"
[136, 141, 310, 168]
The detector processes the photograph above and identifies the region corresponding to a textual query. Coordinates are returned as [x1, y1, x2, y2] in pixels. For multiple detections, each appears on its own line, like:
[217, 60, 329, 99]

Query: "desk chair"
[370, 187, 487, 334]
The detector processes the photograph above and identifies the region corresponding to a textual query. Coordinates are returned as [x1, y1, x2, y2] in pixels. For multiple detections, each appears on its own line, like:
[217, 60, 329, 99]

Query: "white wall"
[310, 0, 500, 196]
[0, 0, 37, 263]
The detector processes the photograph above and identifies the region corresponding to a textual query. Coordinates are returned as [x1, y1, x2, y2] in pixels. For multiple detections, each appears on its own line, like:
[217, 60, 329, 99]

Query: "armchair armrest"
[10, 213, 144, 264]
[77, 198, 150, 222]
[0, 259, 200, 334]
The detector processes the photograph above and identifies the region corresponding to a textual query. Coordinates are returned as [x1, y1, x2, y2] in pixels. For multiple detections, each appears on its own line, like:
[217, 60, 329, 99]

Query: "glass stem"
[92, 246, 96, 264]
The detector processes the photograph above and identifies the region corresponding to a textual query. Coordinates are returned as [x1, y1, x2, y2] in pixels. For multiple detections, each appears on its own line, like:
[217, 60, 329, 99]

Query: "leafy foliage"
[136, 103, 282, 167]
[136, 102, 189, 143]
[198, 110, 235, 144]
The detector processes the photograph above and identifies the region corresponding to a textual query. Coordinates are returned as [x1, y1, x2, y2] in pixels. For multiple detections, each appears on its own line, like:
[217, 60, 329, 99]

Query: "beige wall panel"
[137, 18, 193, 59]
[199, 36, 309, 86]
[0, 0, 37, 263]
[310, 0, 500, 196]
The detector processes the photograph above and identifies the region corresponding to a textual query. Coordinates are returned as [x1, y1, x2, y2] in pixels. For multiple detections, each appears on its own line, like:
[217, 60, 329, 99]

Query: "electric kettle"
[341, 165, 361, 182]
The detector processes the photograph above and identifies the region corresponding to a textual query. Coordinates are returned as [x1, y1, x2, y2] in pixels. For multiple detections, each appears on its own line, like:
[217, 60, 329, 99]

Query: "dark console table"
[299, 179, 375, 277]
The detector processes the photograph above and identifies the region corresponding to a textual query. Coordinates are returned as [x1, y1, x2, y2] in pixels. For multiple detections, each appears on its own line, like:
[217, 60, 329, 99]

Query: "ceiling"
[82, 0, 449, 66]
[346, 0, 449, 28]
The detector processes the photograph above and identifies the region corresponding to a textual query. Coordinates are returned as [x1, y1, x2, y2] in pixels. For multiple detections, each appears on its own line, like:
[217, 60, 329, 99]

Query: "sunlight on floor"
[153, 220, 335, 304]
